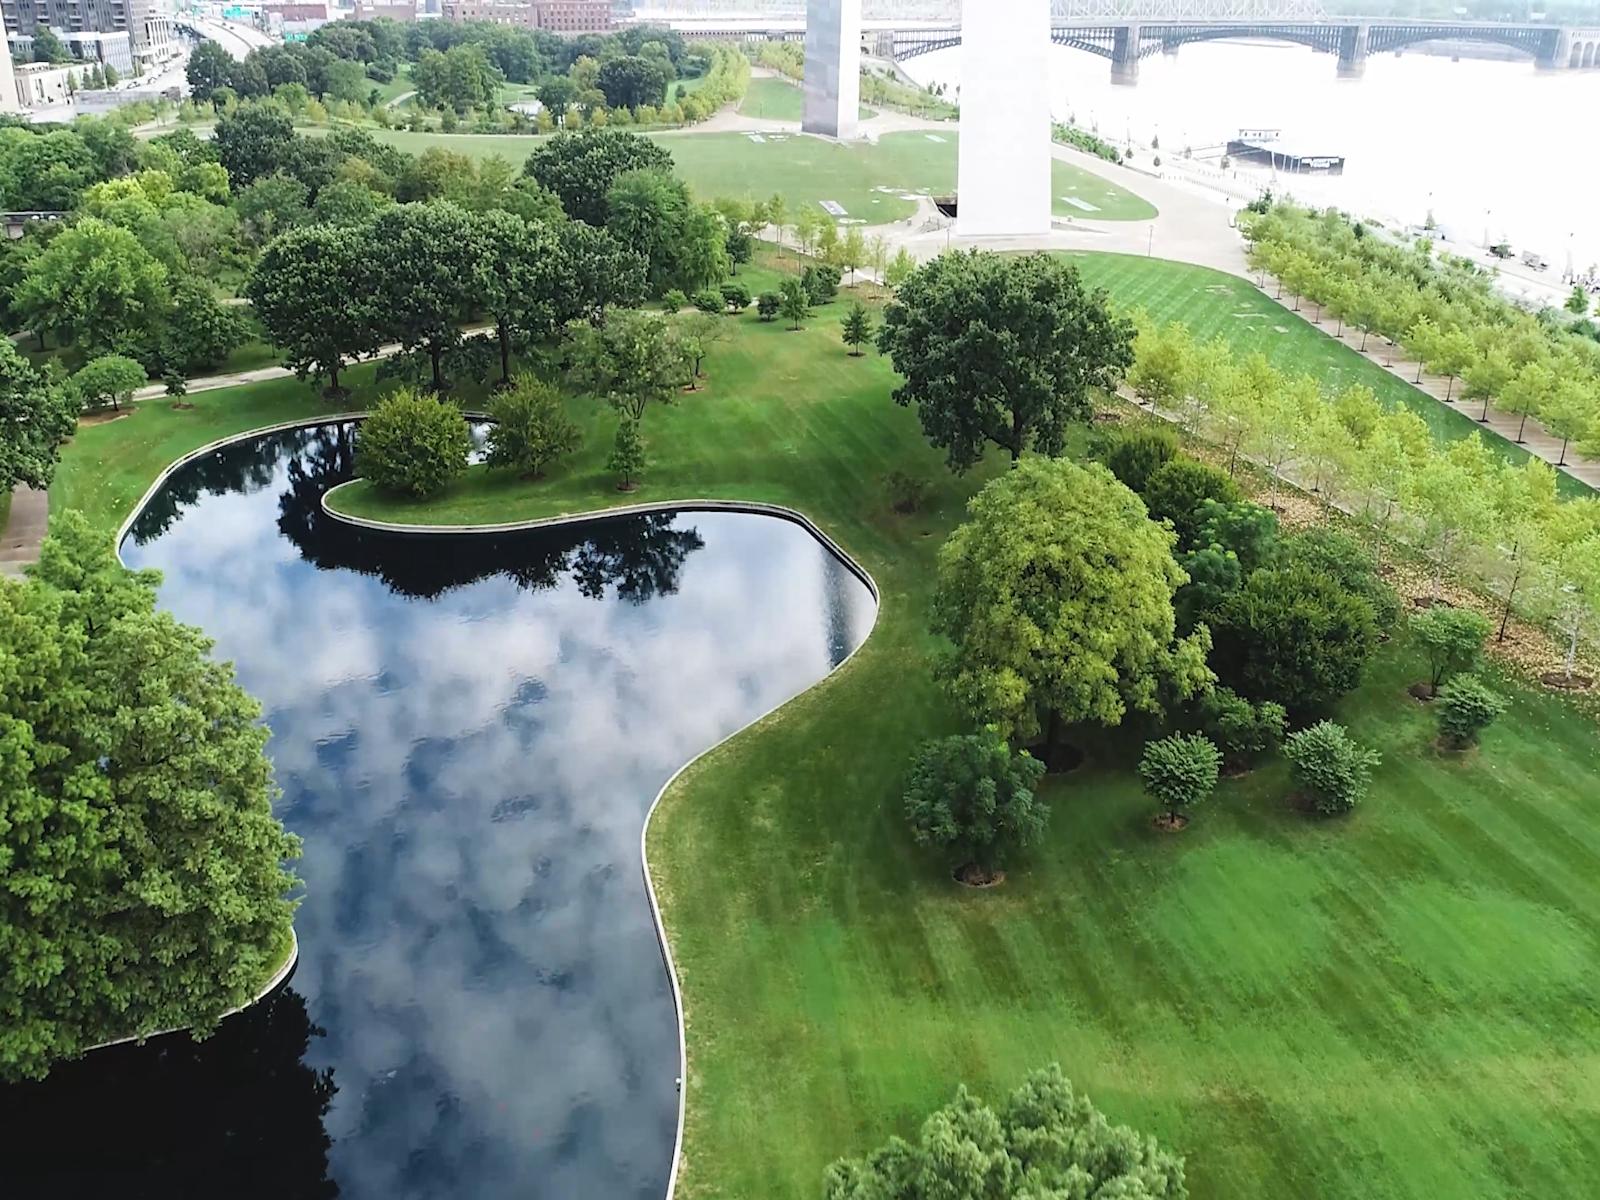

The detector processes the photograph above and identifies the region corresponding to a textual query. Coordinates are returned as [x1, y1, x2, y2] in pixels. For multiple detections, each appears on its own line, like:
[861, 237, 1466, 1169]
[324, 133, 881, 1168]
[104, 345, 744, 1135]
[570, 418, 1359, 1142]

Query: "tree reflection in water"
[0, 984, 338, 1199]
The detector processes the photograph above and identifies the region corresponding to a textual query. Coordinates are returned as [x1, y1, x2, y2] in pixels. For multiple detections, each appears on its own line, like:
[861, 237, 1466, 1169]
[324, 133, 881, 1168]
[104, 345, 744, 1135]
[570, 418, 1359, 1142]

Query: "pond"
[0, 420, 877, 1199]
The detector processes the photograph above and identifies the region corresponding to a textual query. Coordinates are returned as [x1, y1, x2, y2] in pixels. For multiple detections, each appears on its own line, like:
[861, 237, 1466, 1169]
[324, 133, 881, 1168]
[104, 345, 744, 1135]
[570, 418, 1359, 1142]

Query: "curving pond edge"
[109, 415, 883, 1199]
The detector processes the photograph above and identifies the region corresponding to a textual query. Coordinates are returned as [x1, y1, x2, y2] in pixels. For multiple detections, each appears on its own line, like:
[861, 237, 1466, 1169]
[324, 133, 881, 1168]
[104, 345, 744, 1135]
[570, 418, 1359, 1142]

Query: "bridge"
[633, 2, 1600, 85]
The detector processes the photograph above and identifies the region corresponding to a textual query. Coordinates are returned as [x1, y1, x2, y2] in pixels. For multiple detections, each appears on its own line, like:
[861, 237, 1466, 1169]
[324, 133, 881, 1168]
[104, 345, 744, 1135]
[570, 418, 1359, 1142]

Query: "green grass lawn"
[360, 128, 1156, 225]
[323, 305, 1600, 1200]
[52, 250, 1600, 1200]
[738, 76, 876, 122]
[1071, 253, 1592, 498]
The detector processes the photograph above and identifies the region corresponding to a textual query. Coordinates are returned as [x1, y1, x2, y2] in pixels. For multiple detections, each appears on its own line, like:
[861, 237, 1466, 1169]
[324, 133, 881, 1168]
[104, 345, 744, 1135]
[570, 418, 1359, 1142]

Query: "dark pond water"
[0, 421, 876, 1200]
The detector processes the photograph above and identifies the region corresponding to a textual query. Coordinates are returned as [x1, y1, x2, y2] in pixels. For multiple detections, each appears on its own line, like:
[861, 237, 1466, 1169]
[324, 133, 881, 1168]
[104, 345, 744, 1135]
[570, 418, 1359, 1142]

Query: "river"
[905, 42, 1600, 281]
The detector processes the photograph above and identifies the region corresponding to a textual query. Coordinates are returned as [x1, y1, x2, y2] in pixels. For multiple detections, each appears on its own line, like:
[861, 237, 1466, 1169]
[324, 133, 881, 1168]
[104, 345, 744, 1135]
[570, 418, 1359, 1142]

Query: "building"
[349, 0, 417, 20]
[0, 34, 20, 113]
[13, 58, 83, 106]
[438, 0, 611, 32]
[1, 0, 179, 69]
[63, 29, 133, 75]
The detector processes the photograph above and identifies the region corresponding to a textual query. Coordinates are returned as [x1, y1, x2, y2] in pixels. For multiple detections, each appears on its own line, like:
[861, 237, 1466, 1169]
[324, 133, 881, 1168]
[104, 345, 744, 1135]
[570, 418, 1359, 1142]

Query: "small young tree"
[756, 291, 781, 322]
[884, 246, 915, 290]
[356, 388, 472, 499]
[678, 311, 729, 384]
[1138, 733, 1221, 829]
[69, 353, 146, 413]
[903, 732, 1048, 884]
[1284, 720, 1380, 816]
[719, 281, 752, 314]
[566, 310, 681, 421]
[484, 375, 581, 479]
[803, 263, 842, 305]
[1411, 605, 1491, 697]
[661, 287, 688, 312]
[840, 301, 872, 357]
[1436, 674, 1506, 749]
[607, 416, 646, 491]
[778, 276, 811, 330]
[692, 287, 724, 314]
[1199, 686, 1287, 772]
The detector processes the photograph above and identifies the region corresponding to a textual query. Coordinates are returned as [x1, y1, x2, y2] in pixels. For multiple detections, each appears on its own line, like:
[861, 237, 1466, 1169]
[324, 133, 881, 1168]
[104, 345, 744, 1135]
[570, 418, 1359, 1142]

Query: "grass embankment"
[327, 270, 1600, 1200]
[738, 76, 876, 122]
[362, 129, 1158, 225]
[1071, 253, 1592, 497]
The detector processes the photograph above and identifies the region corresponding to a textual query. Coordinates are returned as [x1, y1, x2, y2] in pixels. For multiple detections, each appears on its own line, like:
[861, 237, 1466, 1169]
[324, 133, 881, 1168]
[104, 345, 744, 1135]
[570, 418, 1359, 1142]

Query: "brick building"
[438, 0, 611, 33]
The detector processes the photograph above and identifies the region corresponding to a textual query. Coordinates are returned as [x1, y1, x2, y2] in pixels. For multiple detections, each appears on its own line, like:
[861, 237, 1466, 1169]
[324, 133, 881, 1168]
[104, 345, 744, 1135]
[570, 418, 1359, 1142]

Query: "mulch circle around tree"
[953, 864, 1006, 888]
[1407, 682, 1437, 702]
[616, 483, 639, 493]
[78, 410, 136, 426]
[169, 402, 195, 411]
[1540, 672, 1595, 691]
[1025, 742, 1084, 775]
[1151, 813, 1190, 833]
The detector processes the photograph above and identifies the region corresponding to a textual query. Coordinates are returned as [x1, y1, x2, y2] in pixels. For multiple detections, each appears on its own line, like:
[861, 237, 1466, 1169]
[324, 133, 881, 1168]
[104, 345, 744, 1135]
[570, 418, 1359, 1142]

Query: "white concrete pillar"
[803, 0, 861, 140]
[957, 0, 1052, 238]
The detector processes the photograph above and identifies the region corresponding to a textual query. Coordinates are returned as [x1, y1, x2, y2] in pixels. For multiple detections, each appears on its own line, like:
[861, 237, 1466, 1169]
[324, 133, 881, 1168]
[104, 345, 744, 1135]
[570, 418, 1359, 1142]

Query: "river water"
[0, 422, 876, 1199]
[907, 42, 1600, 276]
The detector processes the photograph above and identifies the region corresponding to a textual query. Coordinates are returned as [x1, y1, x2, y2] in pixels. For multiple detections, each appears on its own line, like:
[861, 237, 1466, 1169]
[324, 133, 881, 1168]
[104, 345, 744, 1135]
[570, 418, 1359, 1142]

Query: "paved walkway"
[0, 485, 47, 580]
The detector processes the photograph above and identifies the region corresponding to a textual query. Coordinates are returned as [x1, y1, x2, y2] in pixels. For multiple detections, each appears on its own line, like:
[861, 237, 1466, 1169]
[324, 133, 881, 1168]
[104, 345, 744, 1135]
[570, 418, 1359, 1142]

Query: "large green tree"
[522, 127, 674, 226]
[0, 340, 76, 493]
[15, 218, 168, 359]
[369, 201, 487, 391]
[932, 458, 1212, 751]
[903, 733, 1048, 883]
[213, 103, 298, 190]
[248, 221, 382, 398]
[824, 1064, 1186, 1200]
[0, 513, 300, 1082]
[567, 309, 684, 421]
[475, 209, 571, 386]
[878, 250, 1134, 472]
[605, 167, 728, 297]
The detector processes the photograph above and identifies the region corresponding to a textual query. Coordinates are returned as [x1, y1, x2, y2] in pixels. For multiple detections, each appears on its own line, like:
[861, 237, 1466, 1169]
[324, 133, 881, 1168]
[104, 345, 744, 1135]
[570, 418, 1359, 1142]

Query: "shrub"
[661, 288, 688, 312]
[1284, 720, 1380, 815]
[484, 375, 581, 479]
[1199, 686, 1287, 769]
[355, 388, 471, 499]
[903, 732, 1048, 882]
[1143, 457, 1242, 548]
[1273, 526, 1400, 632]
[1412, 605, 1491, 696]
[885, 469, 931, 514]
[1209, 564, 1378, 714]
[692, 287, 724, 314]
[719, 281, 752, 313]
[824, 1065, 1186, 1200]
[756, 290, 781, 322]
[1175, 544, 1242, 632]
[69, 353, 146, 413]
[1195, 498, 1279, 573]
[1138, 733, 1221, 826]
[1436, 673, 1506, 748]
[1097, 423, 1178, 493]
[802, 262, 841, 305]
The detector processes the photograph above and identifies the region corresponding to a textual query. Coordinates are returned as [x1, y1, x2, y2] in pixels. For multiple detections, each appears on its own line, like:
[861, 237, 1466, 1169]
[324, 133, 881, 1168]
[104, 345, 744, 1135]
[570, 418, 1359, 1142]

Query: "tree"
[474, 208, 568, 386]
[31, 26, 69, 64]
[1139, 733, 1221, 827]
[1273, 525, 1401, 632]
[523, 127, 674, 226]
[213, 103, 297, 189]
[0, 341, 76, 493]
[248, 222, 382, 399]
[355, 388, 471, 498]
[235, 172, 310, 247]
[605, 169, 728, 297]
[1127, 316, 1197, 412]
[719, 281, 751, 314]
[1209, 564, 1378, 714]
[803, 263, 842, 306]
[1462, 347, 1513, 424]
[778, 276, 810, 330]
[158, 277, 248, 377]
[0, 128, 98, 211]
[1500, 360, 1556, 444]
[1540, 379, 1593, 467]
[607, 417, 646, 490]
[1196, 499, 1280, 573]
[559, 220, 648, 324]
[1, 513, 300, 1082]
[1411, 606, 1490, 697]
[369, 202, 486, 392]
[1143, 458, 1242, 549]
[838, 224, 868, 285]
[1566, 285, 1591, 316]
[15, 218, 168, 360]
[903, 733, 1047, 883]
[1284, 720, 1380, 816]
[840, 301, 871, 356]
[567, 309, 682, 420]
[537, 76, 578, 125]
[692, 288, 723, 314]
[413, 45, 500, 113]
[484, 375, 581, 479]
[678, 311, 728, 384]
[1096, 423, 1179, 494]
[884, 245, 916, 289]
[68, 353, 145, 413]
[598, 54, 669, 111]
[879, 251, 1134, 472]
[932, 458, 1212, 754]
[1404, 452, 1495, 601]
[823, 1065, 1186, 1200]
[1426, 327, 1476, 403]
[1436, 674, 1506, 749]
[757, 291, 781, 322]
[1198, 686, 1287, 772]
